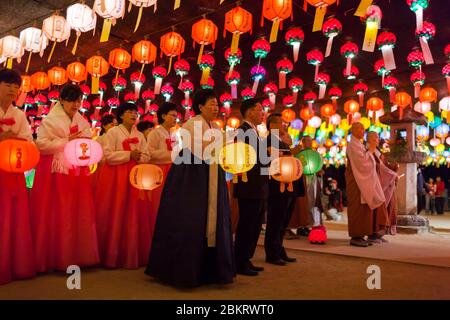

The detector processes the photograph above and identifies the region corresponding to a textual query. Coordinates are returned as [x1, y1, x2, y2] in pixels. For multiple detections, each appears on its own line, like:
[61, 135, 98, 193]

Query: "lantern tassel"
[174, 0, 181, 10]
[362, 21, 378, 52]
[154, 77, 162, 95]
[308, 101, 313, 114]
[168, 56, 173, 74]
[25, 51, 32, 73]
[197, 43, 205, 65]
[389, 88, 396, 104]
[242, 172, 248, 183]
[139, 63, 145, 83]
[178, 74, 184, 89]
[419, 37, 434, 65]
[114, 69, 119, 84]
[227, 61, 236, 77]
[325, 34, 335, 57]
[231, 83, 237, 99]
[381, 46, 396, 70]
[314, 64, 319, 82]
[318, 84, 326, 100]
[346, 57, 352, 76]
[279, 72, 287, 89]
[355, 0, 373, 17]
[269, 18, 280, 43]
[292, 42, 300, 62]
[200, 67, 210, 85]
[269, 93, 276, 106]
[358, 93, 364, 106]
[145, 100, 150, 114]
[100, 19, 112, 43]
[47, 41, 57, 63]
[279, 182, 286, 193]
[446, 77, 450, 95]
[230, 32, 240, 54]
[71, 33, 80, 55]
[91, 76, 99, 95]
[414, 83, 421, 98]
[312, 7, 326, 32]
[292, 91, 298, 105]
[134, 7, 144, 32]
[415, 7, 423, 31]
[332, 98, 337, 108]
[232, 174, 238, 184]
[252, 78, 260, 94]
[6, 58, 13, 69]
[381, 71, 385, 88]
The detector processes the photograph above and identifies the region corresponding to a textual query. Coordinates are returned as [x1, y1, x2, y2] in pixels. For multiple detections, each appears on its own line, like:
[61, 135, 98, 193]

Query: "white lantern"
[42, 14, 71, 63]
[94, 0, 126, 43]
[0, 36, 24, 69]
[352, 112, 361, 122]
[330, 114, 341, 126]
[430, 138, 440, 147]
[414, 101, 431, 114]
[67, 3, 97, 55]
[446, 137, 450, 146]
[308, 116, 322, 129]
[19, 27, 49, 72]
[128, 0, 158, 32]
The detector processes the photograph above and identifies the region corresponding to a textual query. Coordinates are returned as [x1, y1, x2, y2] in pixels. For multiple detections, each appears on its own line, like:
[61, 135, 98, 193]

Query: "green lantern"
[296, 149, 323, 175]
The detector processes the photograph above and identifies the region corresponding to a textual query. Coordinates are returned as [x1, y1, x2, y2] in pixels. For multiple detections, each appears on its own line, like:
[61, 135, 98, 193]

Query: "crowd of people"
[417, 168, 449, 215]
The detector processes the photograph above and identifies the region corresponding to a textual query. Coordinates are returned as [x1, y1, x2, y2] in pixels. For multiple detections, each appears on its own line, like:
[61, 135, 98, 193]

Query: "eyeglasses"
[125, 110, 138, 115]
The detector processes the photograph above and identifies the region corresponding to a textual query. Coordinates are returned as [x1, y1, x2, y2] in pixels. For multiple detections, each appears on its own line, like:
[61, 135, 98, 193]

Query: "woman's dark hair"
[157, 102, 178, 124]
[60, 83, 83, 102]
[116, 103, 138, 124]
[99, 114, 116, 135]
[240, 98, 260, 118]
[137, 121, 154, 133]
[0, 69, 21, 86]
[266, 112, 282, 129]
[192, 89, 216, 115]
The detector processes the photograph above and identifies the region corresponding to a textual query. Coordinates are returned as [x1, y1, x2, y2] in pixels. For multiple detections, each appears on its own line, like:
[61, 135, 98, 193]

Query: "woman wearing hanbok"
[145, 89, 235, 287]
[0, 69, 36, 284]
[31, 84, 99, 272]
[95, 103, 151, 269]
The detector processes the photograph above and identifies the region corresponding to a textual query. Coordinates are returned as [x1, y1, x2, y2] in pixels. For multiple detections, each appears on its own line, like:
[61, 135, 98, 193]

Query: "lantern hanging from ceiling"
[328, 87, 342, 108]
[109, 47, 131, 82]
[0, 36, 24, 70]
[377, 31, 397, 71]
[407, 49, 424, 71]
[304, 91, 317, 113]
[322, 18, 342, 57]
[410, 70, 426, 98]
[276, 57, 293, 89]
[224, 6, 253, 54]
[282, 108, 296, 123]
[21, 75, 34, 93]
[250, 65, 266, 94]
[66, 61, 87, 83]
[395, 92, 412, 120]
[161, 84, 174, 102]
[225, 70, 241, 100]
[152, 66, 167, 95]
[374, 59, 390, 87]
[262, 0, 293, 43]
[289, 77, 303, 105]
[130, 72, 146, 98]
[419, 87, 437, 103]
[366, 97, 384, 123]
[192, 17, 218, 64]
[160, 30, 185, 74]
[439, 96, 450, 123]
[306, 49, 323, 82]
[343, 65, 359, 81]
[142, 89, 155, 113]
[227, 116, 240, 129]
[86, 55, 109, 94]
[220, 93, 233, 115]
[199, 54, 215, 85]
[340, 41, 358, 77]
[225, 47, 242, 77]
[241, 87, 256, 101]
[128, 0, 158, 32]
[315, 72, 330, 100]
[66, 3, 97, 55]
[263, 83, 278, 107]
[252, 38, 271, 67]
[344, 99, 359, 124]
[353, 82, 368, 106]
[407, 0, 429, 31]
[383, 76, 398, 103]
[416, 21, 435, 65]
[180, 80, 194, 104]
[132, 39, 157, 82]
[174, 59, 190, 89]
[94, 0, 125, 43]
[285, 27, 304, 62]
[31, 71, 51, 91]
[19, 27, 48, 73]
[300, 107, 314, 122]
[305, 0, 336, 32]
[282, 95, 294, 108]
[442, 63, 450, 95]
[48, 66, 68, 86]
[0, 139, 40, 173]
[42, 13, 71, 63]
[269, 156, 303, 192]
[362, 5, 382, 52]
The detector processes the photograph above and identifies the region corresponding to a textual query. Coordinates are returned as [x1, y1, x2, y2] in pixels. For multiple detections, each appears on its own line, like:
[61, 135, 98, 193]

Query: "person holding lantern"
[0, 68, 36, 285]
[145, 89, 235, 287]
[31, 83, 99, 272]
[94, 102, 151, 269]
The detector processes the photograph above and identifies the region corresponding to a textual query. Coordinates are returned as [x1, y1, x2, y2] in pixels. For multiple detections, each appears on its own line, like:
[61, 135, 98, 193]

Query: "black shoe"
[266, 258, 287, 266]
[281, 256, 297, 263]
[249, 261, 264, 272]
[237, 267, 258, 276]
[297, 227, 311, 237]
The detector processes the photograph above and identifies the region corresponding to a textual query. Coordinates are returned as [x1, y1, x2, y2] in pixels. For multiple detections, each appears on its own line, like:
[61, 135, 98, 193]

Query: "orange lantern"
[227, 116, 241, 129]
[129, 164, 163, 191]
[282, 108, 296, 123]
[160, 31, 185, 73]
[30, 71, 51, 91]
[0, 139, 40, 173]
[325, 138, 334, 148]
[66, 61, 87, 83]
[48, 66, 68, 86]
[109, 47, 131, 81]
[21, 75, 34, 93]
[320, 103, 335, 118]
[300, 107, 314, 121]
[366, 97, 384, 123]
[344, 99, 359, 124]
[213, 119, 224, 129]
[269, 156, 303, 192]
[192, 18, 218, 64]
[305, 0, 337, 32]
[262, 0, 293, 43]
[86, 55, 109, 94]
[395, 92, 412, 120]
[419, 87, 437, 103]
[132, 39, 157, 77]
[311, 140, 319, 149]
[224, 6, 253, 54]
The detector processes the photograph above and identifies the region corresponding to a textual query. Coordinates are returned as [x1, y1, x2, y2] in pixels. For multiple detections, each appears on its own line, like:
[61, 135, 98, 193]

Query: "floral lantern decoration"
[152, 66, 167, 95]
[107, 97, 120, 114]
[161, 84, 174, 102]
[34, 93, 48, 117]
[416, 21, 435, 65]
[289, 77, 303, 105]
[315, 72, 330, 99]
[322, 18, 342, 57]
[79, 100, 91, 115]
[192, 17, 218, 64]
[19, 27, 48, 73]
[142, 89, 155, 114]
[199, 53, 215, 85]
[304, 91, 317, 113]
[225, 47, 242, 77]
[285, 27, 304, 62]
[160, 30, 185, 73]
[93, 0, 126, 43]
[407, 0, 429, 31]
[383, 75, 398, 103]
[66, 3, 97, 55]
[174, 59, 190, 88]
[305, 0, 337, 32]
[263, 83, 278, 106]
[241, 87, 255, 101]
[91, 97, 106, 125]
[66, 61, 87, 84]
[439, 96, 450, 123]
[86, 55, 109, 94]
[445, 44, 450, 60]
[328, 87, 342, 108]
[276, 57, 293, 89]
[23, 96, 35, 112]
[201, 77, 214, 90]
[340, 41, 358, 77]
[112, 76, 127, 95]
[250, 65, 266, 94]
[442, 63, 450, 95]
[130, 72, 146, 98]
[343, 65, 359, 80]
[377, 31, 397, 71]
[225, 70, 241, 99]
[261, 99, 271, 113]
[353, 82, 368, 106]
[220, 93, 233, 115]
[224, 6, 253, 54]
[128, 0, 158, 32]
[306, 49, 323, 82]
[374, 59, 390, 87]
[79, 84, 91, 103]
[42, 13, 71, 63]
[124, 92, 137, 104]
[252, 38, 271, 65]
[180, 80, 194, 104]
[410, 70, 426, 98]
[47, 90, 59, 109]
[261, 0, 293, 43]
[283, 95, 294, 108]
[407, 49, 424, 71]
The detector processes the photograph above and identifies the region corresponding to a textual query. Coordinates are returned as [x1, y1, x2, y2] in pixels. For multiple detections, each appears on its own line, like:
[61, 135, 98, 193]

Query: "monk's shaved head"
[351, 122, 365, 139]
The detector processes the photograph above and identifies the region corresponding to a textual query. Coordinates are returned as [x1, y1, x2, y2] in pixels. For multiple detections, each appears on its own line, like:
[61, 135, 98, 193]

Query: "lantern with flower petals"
[261, 99, 271, 112]
[304, 91, 317, 113]
[305, 0, 336, 32]
[264, 83, 278, 107]
[407, 49, 424, 71]
[322, 18, 342, 57]
[289, 77, 303, 105]
[86, 55, 109, 94]
[442, 63, 450, 95]
[142, 89, 155, 114]
[34, 93, 48, 117]
[276, 57, 293, 89]
[220, 93, 233, 116]
[343, 65, 359, 81]
[192, 17, 218, 64]
[80, 100, 91, 115]
[306, 49, 323, 82]
[377, 31, 397, 71]
[19, 27, 48, 73]
[445, 44, 450, 60]
[407, 0, 429, 31]
[285, 27, 304, 62]
[250, 65, 266, 94]
[91, 97, 105, 124]
[328, 87, 342, 108]
[31, 72, 51, 91]
[107, 97, 120, 113]
[132, 39, 157, 79]
[0, 36, 24, 69]
[66, 3, 96, 55]
[315, 72, 330, 100]
[241, 88, 256, 101]
[180, 80, 194, 104]
[344, 99, 359, 124]
[128, 0, 157, 32]
[225, 47, 242, 77]
[66, 61, 87, 83]
[340, 42, 358, 77]
[124, 93, 137, 104]
[112, 76, 127, 94]
[383, 76, 398, 103]
[410, 70, 426, 98]
[224, 6, 253, 54]
[226, 70, 241, 99]
[80, 84, 91, 101]
[374, 59, 390, 87]
[252, 38, 271, 66]
[160, 31, 185, 74]
[199, 54, 215, 85]
[152, 66, 167, 95]
[283, 95, 294, 108]
[161, 84, 174, 102]
[353, 82, 368, 107]
[130, 71, 145, 98]
[47, 90, 59, 109]
[416, 21, 435, 65]
[42, 14, 71, 63]
[172, 58, 190, 90]
[94, 0, 125, 43]
[262, 0, 292, 43]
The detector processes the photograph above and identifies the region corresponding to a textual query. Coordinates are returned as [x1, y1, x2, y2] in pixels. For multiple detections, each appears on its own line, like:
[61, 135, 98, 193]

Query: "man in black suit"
[233, 98, 269, 276]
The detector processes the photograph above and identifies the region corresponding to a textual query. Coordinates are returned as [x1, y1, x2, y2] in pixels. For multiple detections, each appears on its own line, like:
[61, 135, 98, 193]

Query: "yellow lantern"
[129, 164, 163, 190]
[42, 14, 71, 63]
[0, 36, 24, 69]
[66, 3, 97, 55]
[269, 156, 303, 192]
[219, 142, 257, 183]
[360, 117, 371, 130]
[94, 0, 126, 43]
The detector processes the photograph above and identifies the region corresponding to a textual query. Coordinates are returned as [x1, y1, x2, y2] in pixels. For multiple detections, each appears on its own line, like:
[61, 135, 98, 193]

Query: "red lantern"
[263, 83, 278, 106]
[322, 17, 342, 57]
[66, 61, 87, 83]
[192, 18, 218, 64]
[160, 31, 185, 73]
[152, 66, 167, 95]
[343, 65, 359, 80]
[109, 48, 131, 80]
[304, 91, 317, 113]
[224, 6, 253, 54]
[315, 72, 330, 99]
[48, 66, 68, 86]
[174, 59, 190, 88]
[281, 108, 296, 123]
[383, 76, 398, 103]
[340, 42, 358, 77]
[328, 87, 342, 107]
[419, 87, 437, 103]
[416, 21, 435, 65]
[226, 70, 241, 99]
[276, 57, 293, 89]
[300, 107, 314, 121]
[366, 97, 384, 123]
[285, 27, 304, 62]
[261, 0, 293, 43]
[353, 82, 368, 106]
[306, 49, 323, 82]
[30, 72, 50, 91]
[0, 139, 40, 173]
[377, 31, 397, 71]
[442, 63, 450, 95]
[289, 77, 303, 104]
[344, 99, 360, 124]
[410, 70, 426, 98]
[374, 59, 390, 87]
[199, 54, 215, 85]
[395, 92, 412, 120]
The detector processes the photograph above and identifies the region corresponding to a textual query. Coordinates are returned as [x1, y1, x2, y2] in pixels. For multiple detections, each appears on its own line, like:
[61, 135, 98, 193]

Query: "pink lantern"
[225, 47, 242, 77]
[308, 116, 322, 129]
[250, 65, 266, 94]
[161, 84, 174, 102]
[322, 18, 342, 57]
[107, 97, 120, 113]
[263, 83, 278, 107]
[306, 49, 324, 82]
[276, 57, 293, 89]
[328, 87, 342, 107]
[284, 27, 304, 62]
[414, 101, 431, 114]
[130, 71, 146, 97]
[416, 21, 435, 65]
[410, 70, 426, 98]
[225, 70, 241, 99]
[262, 98, 271, 112]
[180, 80, 194, 103]
[374, 59, 390, 87]
[384, 76, 399, 103]
[377, 31, 397, 70]
[64, 138, 103, 168]
[340, 42, 359, 77]
[48, 90, 59, 109]
[353, 82, 368, 106]
[407, 49, 424, 70]
[142, 89, 155, 113]
[152, 66, 167, 95]
[289, 77, 303, 105]
[174, 59, 190, 88]
[241, 87, 255, 101]
[315, 72, 330, 99]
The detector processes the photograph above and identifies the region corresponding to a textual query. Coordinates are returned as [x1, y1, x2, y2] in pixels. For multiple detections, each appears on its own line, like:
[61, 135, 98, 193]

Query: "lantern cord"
[71, 33, 80, 55]
[139, 63, 145, 81]
[134, 7, 144, 33]
[47, 41, 57, 63]
[25, 51, 32, 73]
[197, 43, 205, 65]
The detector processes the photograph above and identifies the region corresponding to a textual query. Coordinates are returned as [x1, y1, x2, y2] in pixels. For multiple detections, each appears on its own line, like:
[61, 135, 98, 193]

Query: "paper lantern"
[226, 70, 241, 99]
[227, 116, 240, 129]
[429, 137, 440, 147]
[128, 0, 158, 32]
[225, 47, 242, 77]
[320, 103, 335, 120]
[276, 57, 293, 89]
[109, 48, 131, 80]
[289, 77, 303, 104]
[112, 76, 127, 93]
[282, 108, 296, 123]
[445, 44, 450, 60]
[407, 49, 424, 70]
[353, 82, 368, 106]
[283, 95, 294, 108]
[304, 91, 317, 113]
[94, 0, 126, 43]
[192, 18, 218, 64]
[160, 30, 185, 73]
[0, 139, 40, 173]
[129, 72, 145, 97]
[419, 87, 437, 103]
[224, 6, 252, 54]
[414, 101, 431, 114]
[340, 42, 358, 77]
[20, 75, 34, 93]
[241, 87, 255, 101]
[263, 83, 278, 106]
[86, 55, 109, 94]
[377, 31, 397, 71]
[306, 49, 324, 82]
[395, 92, 412, 120]
[300, 107, 314, 121]
[315, 72, 330, 99]
[152, 66, 167, 95]
[250, 65, 266, 94]
[19, 27, 48, 72]
[161, 84, 174, 102]
[296, 149, 323, 175]
[130, 164, 163, 191]
[322, 17, 342, 57]
[66, 61, 87, 83]
[308, 116, 322, 129]
[366, 97, 383, 122]
[48, 66, 68, 86]
[383, 76, 398, 103]
[410, 70, 426, 98]
[416, 21, 435, 65]
[285, 27, 304, 62]
[442, 63, 450, 95]
[344, 99, 360, 124]
[31, 72, 51, 91]
[291, 119, 303, 130]
[439, 96, 450, 123]
[269, 156, 303, 192]
[374, 59, 391, 87]
[174, 59, 190, 88]
[219, 142, 257, 183]
[330, 114, 341, 127]
[0, 36, 24, 69]
[142, 89, 155, 113]
[343, 65, 359, 81]
[132, 39, 157, 78]
[42, 14, 71, 63]
[305, 0, 336, 32]
[200, 76, 214, 90]
[180, 80, 194, 103]
[252, 38, 271, 62]
[262, 0, 292, 43]
[407, 0, 429, 31]
[199, 54, 215, 85]
[361, 5, 382, 52]
[66, 3, 97, 55]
